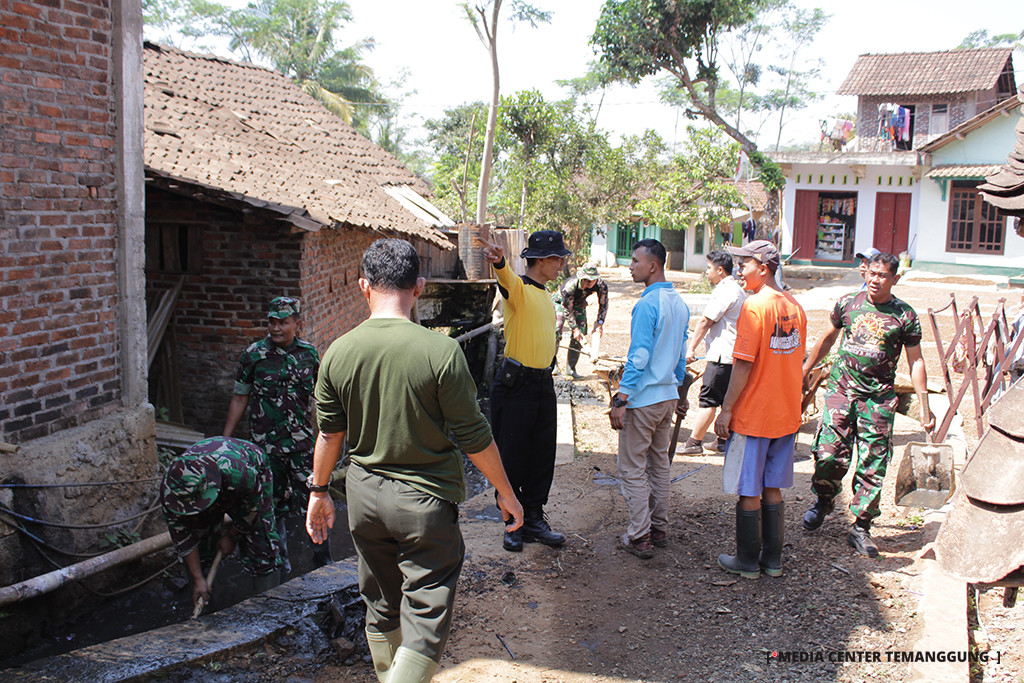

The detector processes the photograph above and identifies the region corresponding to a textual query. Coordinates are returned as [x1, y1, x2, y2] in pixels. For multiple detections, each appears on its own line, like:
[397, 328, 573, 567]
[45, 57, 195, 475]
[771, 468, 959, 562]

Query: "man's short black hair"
[362, 239, 420, 291]
[706, 249, 733, 275]
[632, 238, 666, 267]
[868, 252, 899, 276]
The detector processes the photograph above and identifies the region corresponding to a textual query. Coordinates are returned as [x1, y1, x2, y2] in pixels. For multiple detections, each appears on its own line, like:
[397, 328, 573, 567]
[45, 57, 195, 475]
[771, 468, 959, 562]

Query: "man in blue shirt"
[609, 239, 691, 558]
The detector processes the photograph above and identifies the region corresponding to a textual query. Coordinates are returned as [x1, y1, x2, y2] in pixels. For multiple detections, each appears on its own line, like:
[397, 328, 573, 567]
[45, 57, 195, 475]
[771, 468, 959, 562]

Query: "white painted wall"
[782, 162, 920, 259]
[917, 106, 1024, 268]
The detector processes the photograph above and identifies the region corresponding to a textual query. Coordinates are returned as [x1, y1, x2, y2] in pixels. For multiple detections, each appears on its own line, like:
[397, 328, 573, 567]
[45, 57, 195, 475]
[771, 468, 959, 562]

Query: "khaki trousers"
[617, 399, 676, 541]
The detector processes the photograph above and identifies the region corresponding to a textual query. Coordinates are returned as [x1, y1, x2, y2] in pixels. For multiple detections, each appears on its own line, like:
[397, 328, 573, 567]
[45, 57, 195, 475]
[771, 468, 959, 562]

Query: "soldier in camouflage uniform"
[801, 252, 934, 557]
[223, 296, 328, 574]
[160, 436, 280, 606]
[554, 263, 608, 379]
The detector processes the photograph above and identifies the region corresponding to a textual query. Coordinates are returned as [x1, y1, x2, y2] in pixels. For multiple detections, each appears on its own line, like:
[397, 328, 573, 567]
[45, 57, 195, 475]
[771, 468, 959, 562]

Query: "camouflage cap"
[579, 263, 600, 279]
[161, 454, 222, 516]
[268, 296, 300, 319]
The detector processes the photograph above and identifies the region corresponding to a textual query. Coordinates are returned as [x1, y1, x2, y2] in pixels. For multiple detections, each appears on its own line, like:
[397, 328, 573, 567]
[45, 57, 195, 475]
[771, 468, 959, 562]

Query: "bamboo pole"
[0, 531, 173, 608]
[453, 318, 503, 344]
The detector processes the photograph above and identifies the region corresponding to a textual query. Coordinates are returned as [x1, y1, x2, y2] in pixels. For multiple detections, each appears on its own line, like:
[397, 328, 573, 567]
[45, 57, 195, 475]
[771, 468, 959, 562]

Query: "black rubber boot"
[521, 509, 566, 547]
[718, 504, 761, 580]
[567, 346, 581, 379]
[802, 496, 834, 531]
[847, 518, 879, 557]
[759, 502, 785, 578]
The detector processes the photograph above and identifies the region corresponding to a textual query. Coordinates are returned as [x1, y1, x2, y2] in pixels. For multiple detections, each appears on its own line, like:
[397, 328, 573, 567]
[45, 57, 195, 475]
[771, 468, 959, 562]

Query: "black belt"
[500, 358, 554, 384]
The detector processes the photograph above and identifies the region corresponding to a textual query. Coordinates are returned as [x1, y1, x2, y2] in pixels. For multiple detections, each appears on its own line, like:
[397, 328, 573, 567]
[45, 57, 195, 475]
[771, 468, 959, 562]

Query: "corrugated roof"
[927, 164, 1003, 179]
[980, 93, 1024, 214]
[836, 49, 1013, 96]
[142, 42, 453, 248]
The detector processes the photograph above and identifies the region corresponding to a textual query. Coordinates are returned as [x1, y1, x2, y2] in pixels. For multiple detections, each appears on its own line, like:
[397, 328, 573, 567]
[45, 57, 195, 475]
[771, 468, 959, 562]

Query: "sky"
[157, 0, 1024, 153]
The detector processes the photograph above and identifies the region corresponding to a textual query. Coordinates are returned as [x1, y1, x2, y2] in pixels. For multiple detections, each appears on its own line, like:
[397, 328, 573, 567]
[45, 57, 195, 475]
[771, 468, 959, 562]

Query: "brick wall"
[0, 0, 121, 443]
[145, 187, 388, 436]
[299, 227, 376, 352]
[856, 94, 971, 152]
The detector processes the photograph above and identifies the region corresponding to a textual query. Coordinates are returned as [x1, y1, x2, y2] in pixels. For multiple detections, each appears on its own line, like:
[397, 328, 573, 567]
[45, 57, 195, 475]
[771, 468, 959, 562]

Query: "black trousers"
[489, 372, 557, 511]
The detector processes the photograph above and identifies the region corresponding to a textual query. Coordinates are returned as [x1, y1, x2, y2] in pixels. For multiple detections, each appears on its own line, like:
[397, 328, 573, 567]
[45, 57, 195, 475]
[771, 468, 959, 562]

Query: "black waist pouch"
[497, 358, 523, 388]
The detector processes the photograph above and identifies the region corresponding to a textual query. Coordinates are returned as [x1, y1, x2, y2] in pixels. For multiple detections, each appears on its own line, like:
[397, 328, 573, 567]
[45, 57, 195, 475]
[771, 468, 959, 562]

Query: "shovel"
[894, 432, 955, 508]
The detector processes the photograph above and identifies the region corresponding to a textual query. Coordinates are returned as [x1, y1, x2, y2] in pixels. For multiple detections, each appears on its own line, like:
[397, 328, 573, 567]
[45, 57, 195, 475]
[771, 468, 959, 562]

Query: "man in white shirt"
[680, 250, 747, 455]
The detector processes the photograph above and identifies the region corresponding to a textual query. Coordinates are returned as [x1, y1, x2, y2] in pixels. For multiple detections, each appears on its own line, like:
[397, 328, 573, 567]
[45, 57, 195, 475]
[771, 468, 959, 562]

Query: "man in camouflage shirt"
[801, 253, 934, 557]
[160, 436, 280, 607]
[223, 296, 327, 573]
[554, 262, 608, 379]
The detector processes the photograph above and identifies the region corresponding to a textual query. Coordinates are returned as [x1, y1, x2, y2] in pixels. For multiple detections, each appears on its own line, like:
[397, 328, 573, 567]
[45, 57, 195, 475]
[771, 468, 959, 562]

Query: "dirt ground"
[238, 265, 1023, 683]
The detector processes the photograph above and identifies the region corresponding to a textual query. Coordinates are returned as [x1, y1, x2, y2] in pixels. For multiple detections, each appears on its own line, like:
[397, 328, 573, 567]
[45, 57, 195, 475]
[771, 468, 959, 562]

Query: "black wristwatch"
[308, 479, 330, 493]
[612, 394, 628, 408]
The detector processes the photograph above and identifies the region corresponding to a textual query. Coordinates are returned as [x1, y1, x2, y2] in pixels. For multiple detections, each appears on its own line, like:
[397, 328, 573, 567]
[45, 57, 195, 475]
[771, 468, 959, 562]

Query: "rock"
[330, 636, 355, 660]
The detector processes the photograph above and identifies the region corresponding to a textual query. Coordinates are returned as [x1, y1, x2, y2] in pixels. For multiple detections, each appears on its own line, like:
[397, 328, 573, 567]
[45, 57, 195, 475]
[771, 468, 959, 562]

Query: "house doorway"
[793, 190, 859, 262]
[873, 192, 911, 255]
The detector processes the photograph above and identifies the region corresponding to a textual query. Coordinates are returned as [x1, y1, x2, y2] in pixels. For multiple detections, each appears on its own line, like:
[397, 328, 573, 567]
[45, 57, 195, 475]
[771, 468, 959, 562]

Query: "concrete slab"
[6, 561, 361, 682]
[555, 398, 575, 466]
[906, 511, 969, 683]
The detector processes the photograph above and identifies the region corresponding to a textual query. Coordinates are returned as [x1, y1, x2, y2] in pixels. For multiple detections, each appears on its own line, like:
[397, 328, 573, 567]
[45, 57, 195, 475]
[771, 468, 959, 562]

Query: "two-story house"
[772, 48, 1022, 274]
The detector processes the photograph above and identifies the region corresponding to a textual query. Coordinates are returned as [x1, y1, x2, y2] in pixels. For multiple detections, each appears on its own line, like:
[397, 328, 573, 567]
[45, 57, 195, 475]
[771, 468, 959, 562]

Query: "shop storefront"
[814, 192, 858, 260]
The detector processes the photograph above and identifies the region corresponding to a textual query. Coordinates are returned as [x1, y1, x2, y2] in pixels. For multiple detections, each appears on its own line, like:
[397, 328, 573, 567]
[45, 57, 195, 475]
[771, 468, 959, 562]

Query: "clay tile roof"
[723, 179, 768, 211]
[927, 164, 1003, 179]
[142, 42, 453, 248]
[980, 93, 1024, 215]
[836, 48, 1013, 96]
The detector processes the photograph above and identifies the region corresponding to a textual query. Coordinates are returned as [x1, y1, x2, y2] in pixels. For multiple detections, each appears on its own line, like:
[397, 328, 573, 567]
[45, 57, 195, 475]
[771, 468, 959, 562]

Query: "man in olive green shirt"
[306, 239, 522, 683]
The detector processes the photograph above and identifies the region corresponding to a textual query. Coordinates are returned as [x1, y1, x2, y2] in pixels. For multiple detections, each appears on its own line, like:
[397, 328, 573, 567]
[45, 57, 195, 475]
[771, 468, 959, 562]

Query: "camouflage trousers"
[555, 302, 588, 370]
[269, 450, 314, 518]
[810, 390, 898, 523]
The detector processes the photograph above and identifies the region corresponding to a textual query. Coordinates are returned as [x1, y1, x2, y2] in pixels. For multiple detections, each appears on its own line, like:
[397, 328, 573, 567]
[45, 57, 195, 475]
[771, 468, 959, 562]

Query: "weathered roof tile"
[143, 42, 453, 248]
[837, 48, 1013, 97]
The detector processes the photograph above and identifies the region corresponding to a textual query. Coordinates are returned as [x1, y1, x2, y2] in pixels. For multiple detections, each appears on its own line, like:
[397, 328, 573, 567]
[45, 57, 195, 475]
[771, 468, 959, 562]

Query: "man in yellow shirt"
[480, 230, 570, 552]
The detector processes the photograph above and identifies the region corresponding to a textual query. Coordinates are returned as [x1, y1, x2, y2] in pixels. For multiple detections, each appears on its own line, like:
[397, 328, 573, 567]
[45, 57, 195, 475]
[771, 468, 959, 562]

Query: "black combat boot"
[718, 504, 761, 580]
[759, 502, 785, 578]
[847, 518, 879, 557]
[502, 518, 523, 552]
[802, 496, 834, 531]
[521, 509, 566, 547]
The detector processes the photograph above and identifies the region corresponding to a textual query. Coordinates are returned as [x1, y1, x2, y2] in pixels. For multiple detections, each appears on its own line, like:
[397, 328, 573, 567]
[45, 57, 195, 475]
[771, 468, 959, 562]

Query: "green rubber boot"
[365, 627, 402, 682]
[386, 646, 439, 682]
[251, 571, 280, 594]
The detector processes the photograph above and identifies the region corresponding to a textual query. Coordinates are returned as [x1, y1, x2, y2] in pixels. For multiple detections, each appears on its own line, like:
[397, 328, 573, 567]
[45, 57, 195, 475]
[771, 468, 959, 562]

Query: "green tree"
[958, 28, 1024, 50]
[639, 126, 743, 235]
[591, 0, 802, 237]
[143, 0, 390, 131]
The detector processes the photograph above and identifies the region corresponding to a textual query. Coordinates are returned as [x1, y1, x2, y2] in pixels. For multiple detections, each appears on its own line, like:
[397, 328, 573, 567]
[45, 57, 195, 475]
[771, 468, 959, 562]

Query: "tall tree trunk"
[475, 1, 502, 226]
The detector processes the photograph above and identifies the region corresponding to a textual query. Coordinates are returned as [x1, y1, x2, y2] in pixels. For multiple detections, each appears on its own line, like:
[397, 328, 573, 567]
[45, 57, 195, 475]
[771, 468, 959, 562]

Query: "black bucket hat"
[520, 230, 571, 259]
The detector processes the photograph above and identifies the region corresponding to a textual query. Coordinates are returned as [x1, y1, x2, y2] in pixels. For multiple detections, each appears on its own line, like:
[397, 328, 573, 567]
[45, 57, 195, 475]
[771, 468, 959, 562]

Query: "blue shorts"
[722, 432, 796, 496]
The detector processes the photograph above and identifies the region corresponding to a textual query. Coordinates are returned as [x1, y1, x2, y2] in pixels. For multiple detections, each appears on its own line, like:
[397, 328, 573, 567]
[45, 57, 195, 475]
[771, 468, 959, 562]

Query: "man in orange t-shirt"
[714, 240, 807, 580]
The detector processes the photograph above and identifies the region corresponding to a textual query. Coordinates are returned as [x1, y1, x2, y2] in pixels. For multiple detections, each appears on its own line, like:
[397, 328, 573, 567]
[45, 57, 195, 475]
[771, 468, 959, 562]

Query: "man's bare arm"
[222, 394, 249, 437]
[306, 431, 346, 544]
[906, 344, 935, 432]
[802, 324, 842, 378]
[714, 359, 754, 439]
[465, 440, 524, 531]
[687, 316, 713, 361]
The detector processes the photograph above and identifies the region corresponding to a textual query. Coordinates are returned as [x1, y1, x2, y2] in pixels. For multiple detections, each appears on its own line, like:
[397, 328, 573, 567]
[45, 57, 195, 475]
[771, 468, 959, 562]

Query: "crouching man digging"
[714, 241, 807, 579]
[306, 239, 523, 681]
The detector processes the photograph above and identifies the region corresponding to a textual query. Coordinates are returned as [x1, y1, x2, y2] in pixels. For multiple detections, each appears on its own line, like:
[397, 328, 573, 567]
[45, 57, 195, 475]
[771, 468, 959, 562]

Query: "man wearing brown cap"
[714, 240, 807, 580]
[479, 230, 571, 552]
[223, 296, 327, 575]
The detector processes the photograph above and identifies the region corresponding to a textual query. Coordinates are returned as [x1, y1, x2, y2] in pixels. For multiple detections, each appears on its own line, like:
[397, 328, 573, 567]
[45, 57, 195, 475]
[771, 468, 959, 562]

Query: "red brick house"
[142, 42, 456, 437]
[0, 1, 153, 586]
